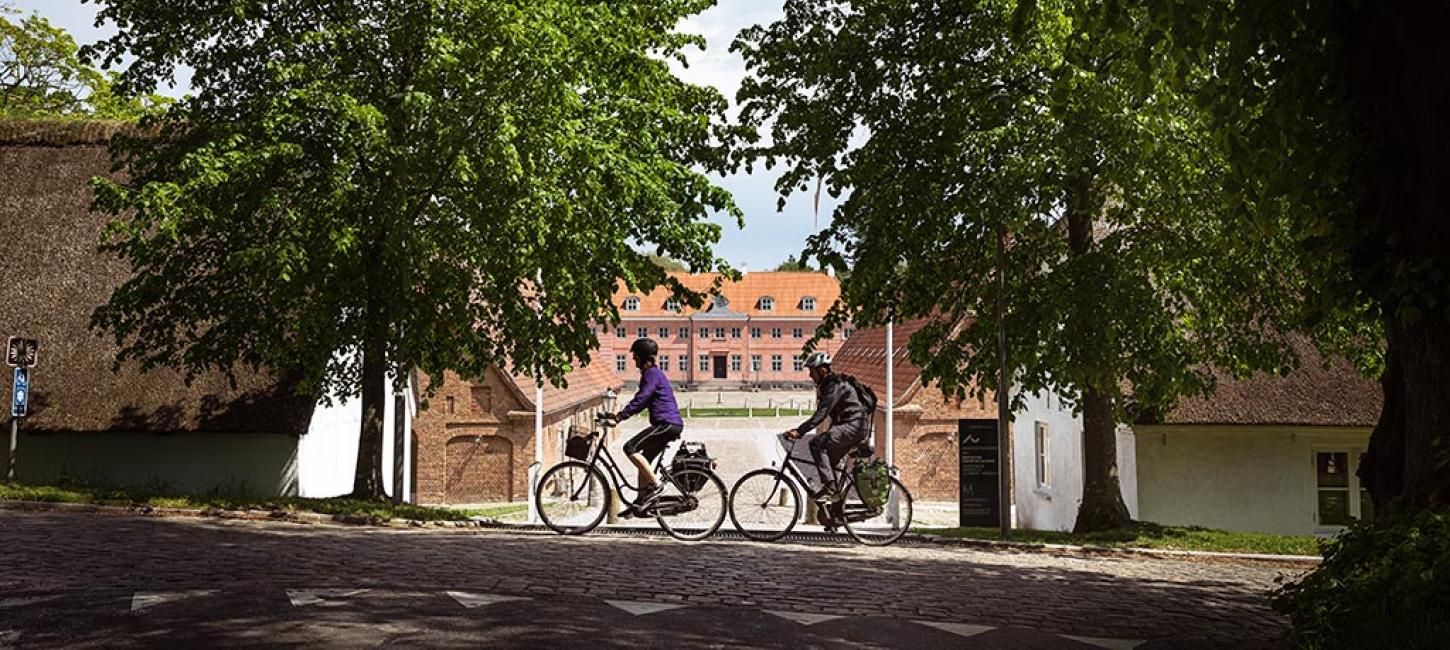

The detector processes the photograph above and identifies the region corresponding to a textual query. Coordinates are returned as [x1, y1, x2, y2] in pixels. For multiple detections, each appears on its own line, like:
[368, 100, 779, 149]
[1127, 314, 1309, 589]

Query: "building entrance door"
[712, 355, 727, 379]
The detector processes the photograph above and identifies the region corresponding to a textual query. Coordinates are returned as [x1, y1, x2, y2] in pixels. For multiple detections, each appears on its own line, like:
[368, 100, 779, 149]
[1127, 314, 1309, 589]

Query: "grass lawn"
[920, 521, 1322, 556]
[0, 481, 483, 522]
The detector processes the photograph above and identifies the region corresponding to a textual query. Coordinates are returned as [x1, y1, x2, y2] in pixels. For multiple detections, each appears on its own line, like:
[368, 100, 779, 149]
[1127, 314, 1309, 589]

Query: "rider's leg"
[626, 452, 660, 489]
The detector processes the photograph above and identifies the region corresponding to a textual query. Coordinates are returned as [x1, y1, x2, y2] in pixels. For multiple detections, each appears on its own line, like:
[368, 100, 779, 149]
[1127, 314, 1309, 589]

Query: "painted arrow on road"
[764, 610, 842, 626]
[131, 590, 218, 612]
[604, 600, 687, 616]
[286, 589, 369, 607]
[446, 591, 530, 609]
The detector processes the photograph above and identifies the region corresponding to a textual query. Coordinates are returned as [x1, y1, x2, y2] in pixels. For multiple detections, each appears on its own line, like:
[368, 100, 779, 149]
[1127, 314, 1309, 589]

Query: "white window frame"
[658, 327, 669, 338]
[665, 298, 681, 312]
[750, 327, 762, 339]
[1313, 448, 1371, 528]
[1034, 422, 1051, 488]
[615, 326, 627, 338]
[750, 355, 762, 372]
[659, 356, 670, 371]
[636, 327, 648, 339]
[771, 327, 782, 339]
[759, 296, 775, 311]
[698, 327, 708, 339]
[802, 296, 816, 311]
[792, 327, 804, 339]
[622, 296, 640, 311]
[678, 327, 689, 338]
[699, 355, 710, 372]
[843, 327, 854, 339]
[730, 327, 742, 338]
[714, 326, 725, 339]
[615, 355, 627, 372]
[730, 355, 742, 372]
[770, 354, 783, 372]
[792, 355, 804, 372]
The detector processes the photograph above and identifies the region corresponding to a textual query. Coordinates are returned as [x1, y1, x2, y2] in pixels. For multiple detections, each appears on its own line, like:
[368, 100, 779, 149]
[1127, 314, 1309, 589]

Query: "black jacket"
[798, 373, 867, 432]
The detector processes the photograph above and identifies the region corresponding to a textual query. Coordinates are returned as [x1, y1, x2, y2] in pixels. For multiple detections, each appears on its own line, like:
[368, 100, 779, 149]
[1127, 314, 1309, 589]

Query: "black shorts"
[623, 423, 683, 462]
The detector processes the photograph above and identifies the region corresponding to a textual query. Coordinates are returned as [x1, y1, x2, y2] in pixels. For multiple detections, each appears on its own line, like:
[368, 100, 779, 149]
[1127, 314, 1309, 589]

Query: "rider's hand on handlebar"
[784, 429, 800, 440]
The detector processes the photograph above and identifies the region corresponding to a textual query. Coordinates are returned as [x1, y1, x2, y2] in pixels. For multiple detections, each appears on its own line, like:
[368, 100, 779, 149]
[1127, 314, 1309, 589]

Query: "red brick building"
[834, 318, 995, 501]
[598, 272, 853, 388]
[411, 364, 620, 505]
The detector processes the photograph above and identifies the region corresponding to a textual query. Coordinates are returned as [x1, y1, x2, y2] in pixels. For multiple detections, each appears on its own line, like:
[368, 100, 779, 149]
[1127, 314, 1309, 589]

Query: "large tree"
[0, 4, 160, 117]
[735, 0, 1300, 531]
[86, 0, 740, 499]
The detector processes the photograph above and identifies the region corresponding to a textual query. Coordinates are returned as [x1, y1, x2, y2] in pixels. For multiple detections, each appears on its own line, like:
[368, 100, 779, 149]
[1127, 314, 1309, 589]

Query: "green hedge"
[1271, 507, 1450, 649]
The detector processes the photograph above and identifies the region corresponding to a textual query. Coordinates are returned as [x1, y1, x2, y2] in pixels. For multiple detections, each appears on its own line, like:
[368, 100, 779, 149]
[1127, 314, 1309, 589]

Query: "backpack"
[837, 373, 878, 415]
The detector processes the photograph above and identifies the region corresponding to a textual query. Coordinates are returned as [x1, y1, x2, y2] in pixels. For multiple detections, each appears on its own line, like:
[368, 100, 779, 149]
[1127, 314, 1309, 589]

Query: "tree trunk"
[1073, 388, 1133, 532]
[1361, 313, 1450, 516]
[351, 331, 388, 500]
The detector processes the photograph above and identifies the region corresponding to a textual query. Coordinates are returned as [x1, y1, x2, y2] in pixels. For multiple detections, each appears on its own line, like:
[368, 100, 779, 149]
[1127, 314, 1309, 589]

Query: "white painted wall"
[1133, 425, 1371, 535]
[1011, 389, 1138, 531]
[297, 371, 414, 500]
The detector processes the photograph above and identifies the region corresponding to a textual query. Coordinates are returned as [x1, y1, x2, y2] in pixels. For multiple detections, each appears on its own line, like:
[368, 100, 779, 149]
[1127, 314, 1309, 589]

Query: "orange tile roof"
[615, 271, 840, 318]
[833, 318, 938, 404]
[511, 362, 623, 414]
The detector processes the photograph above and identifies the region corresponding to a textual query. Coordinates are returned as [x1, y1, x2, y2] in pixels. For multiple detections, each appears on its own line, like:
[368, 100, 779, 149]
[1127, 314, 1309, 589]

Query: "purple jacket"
[620, 365, 684, 426]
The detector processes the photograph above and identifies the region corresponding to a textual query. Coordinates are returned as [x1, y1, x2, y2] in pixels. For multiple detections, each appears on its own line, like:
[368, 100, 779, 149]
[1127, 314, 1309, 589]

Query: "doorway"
[712, 355, 727, 379]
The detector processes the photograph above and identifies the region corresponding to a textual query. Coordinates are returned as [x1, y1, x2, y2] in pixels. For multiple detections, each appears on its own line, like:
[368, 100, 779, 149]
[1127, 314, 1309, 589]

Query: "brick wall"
[874, 383, 996, 502]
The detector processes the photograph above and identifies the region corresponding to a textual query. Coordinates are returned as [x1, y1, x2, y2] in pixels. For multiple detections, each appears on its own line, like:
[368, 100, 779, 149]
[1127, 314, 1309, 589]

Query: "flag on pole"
[813, 176, 824, 227]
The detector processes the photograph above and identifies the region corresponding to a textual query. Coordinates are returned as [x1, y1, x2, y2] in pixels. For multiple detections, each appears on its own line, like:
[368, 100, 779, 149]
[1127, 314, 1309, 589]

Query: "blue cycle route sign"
[12, 367, 29, 418]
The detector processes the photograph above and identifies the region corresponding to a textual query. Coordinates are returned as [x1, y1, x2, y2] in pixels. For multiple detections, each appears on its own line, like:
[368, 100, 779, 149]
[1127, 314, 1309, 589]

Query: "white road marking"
[286, 589, 370, 607]
[763, 610, 842, 626]
[916, 621, 995, 638]
[0, 595, 62, 609]
[446, 591, 530, 609]
[603, 600, 687, 616]
[131, 590, 218, 612]
[1064, 635, 1145, 650]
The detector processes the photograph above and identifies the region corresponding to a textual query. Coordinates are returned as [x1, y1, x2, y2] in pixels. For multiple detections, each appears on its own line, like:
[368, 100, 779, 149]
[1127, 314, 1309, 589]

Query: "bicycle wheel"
[653, 469, 726, 541]
[536, 461, 610, 535]
[841, 475, 913, 546]
[728, 469, 802, 542]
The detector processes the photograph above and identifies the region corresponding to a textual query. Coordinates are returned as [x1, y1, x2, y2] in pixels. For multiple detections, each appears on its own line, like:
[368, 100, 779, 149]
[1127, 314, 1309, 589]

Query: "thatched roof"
[0, 119, 315, 434]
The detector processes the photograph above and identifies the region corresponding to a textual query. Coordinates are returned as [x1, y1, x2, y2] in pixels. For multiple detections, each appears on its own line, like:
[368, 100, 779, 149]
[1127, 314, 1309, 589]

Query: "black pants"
[809, 422, 867, 489]
[623, 423, 683, 463]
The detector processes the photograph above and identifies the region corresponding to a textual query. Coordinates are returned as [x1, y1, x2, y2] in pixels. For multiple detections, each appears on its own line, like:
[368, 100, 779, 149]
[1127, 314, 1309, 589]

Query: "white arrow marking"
[764, 610, 842, 626]
[286, 589, 369, 607]
[446, 591, 530, 609]
[1063, 636, 1145, 650]
[131, 590, 218, 612]
[0, 595, 62, 609]
[916, 621, 995, 638]
[603, 600, 687, 616]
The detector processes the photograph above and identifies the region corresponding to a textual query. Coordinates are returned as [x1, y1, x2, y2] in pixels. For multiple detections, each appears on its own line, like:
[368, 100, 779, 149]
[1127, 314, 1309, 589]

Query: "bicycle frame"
[774, 436, 858, 499]
[573, 423, 674, 500]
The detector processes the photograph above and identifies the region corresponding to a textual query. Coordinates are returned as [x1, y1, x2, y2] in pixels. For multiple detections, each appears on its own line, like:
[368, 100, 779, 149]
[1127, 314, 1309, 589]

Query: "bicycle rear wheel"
[654, 469, 726, 541]
[536, 461, 610, 535]
[728, 469, 802, 542]
[841, 476, 913, 546]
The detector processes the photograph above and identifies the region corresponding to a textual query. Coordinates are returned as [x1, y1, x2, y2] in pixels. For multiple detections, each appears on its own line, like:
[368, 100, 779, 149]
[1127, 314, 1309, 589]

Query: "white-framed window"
[714, 327, 725, 339]
[660, 356, 670, 371]
[792, 327, 804, 339]
[699, 355, 710, 372]
[615, 355, 627, 372]
[1316, 450, 1373, 526]
[751, 355, 762, 372]
[658, 327, 669, 338]
[771, 355, 783, 372]
[843, 327, 854, 339]
[802, 296, 816, 311]
[665, 298, 681, 312]
[750, 327, 762, 339]
[792, 355, 804, 372]
[759, 296, 775, 311]
[1034, 422, 1050, 488]
[678, 327, 689, 338]
[698, 327, 708, 339]
[623, 296, 640, 311]
[636, 327, 648, 339]
[731, 355, 742, 372]
[730, 327, 742, 338]
[615, 326, 626, 338]
[771, 327, 782, 339]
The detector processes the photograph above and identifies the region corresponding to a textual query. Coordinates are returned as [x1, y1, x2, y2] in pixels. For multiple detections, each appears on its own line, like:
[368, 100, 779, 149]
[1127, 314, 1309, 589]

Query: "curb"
[0, 499, 1320, 567]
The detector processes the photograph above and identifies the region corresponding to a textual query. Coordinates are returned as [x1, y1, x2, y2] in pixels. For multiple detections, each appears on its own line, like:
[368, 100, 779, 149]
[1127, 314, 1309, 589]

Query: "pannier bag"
[565, 435, 593, 461]
[854, 458, 891, 509]
[670, 441, 712, 493]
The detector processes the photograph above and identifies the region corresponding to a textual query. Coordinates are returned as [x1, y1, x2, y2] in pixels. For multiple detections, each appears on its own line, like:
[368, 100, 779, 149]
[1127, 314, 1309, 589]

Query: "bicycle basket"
[565, 434, 593, 461]
[670, 442, 712, 493]
[853, 458, 891, 509]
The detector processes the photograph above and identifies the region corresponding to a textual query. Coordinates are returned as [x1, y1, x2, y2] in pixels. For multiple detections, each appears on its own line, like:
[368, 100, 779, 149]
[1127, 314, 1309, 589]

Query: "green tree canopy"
[86, 0, 740, 498]
[0, 4, 162, 118]
[736, 0, 1302, 530]
[774, 255, 812, 271]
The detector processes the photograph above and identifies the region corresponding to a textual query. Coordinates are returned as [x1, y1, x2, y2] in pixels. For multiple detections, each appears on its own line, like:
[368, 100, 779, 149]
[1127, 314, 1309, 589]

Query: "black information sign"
[958, 418, 1000, 527]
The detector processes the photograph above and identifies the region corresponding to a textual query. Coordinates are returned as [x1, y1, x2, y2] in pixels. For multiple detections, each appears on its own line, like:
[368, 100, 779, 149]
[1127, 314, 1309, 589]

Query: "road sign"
[12, 367, 29, 418]
[6, 337, 38, 368]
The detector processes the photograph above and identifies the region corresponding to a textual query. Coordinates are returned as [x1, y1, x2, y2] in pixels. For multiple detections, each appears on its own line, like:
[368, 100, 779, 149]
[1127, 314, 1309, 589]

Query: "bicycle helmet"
[803, 351, 832, 369]
[629, 337, 658, 360]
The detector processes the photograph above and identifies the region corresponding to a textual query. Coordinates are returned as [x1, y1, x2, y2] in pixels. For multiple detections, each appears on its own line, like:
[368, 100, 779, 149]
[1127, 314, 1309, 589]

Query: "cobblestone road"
[0, 511, 1301, 648]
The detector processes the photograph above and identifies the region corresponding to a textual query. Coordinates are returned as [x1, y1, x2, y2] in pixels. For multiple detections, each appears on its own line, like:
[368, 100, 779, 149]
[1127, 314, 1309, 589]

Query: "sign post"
[958, 418, 1000, 527]
[7, 337, 37, 481]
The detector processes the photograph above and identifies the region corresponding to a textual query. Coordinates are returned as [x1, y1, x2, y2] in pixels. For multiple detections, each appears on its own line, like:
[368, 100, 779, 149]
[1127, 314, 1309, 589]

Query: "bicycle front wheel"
[654, 469, 727, 542]
[728, 469, 802, 542]
[841, 475, 913, 546]
[536, 461, 610, 535]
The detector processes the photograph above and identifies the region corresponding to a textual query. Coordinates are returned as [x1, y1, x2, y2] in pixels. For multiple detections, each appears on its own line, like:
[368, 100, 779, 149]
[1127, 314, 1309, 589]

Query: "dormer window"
[622, 296, 640, 311]
[801, 296, 817, 311]
[711, 295, 729, 310]
[758, 296, 775, 311]
[664, 298, 681, 312]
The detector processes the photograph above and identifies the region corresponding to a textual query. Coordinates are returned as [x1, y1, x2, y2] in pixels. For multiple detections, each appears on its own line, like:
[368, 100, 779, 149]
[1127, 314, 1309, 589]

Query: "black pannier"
[670, 441, 712, 493]
[565, 434, 593, 461]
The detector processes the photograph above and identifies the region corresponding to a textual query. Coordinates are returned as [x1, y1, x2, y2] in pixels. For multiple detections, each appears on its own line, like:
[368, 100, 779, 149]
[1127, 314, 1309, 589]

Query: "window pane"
[1318, 490, 1352, 525]
[1317, 452, 1349, 488]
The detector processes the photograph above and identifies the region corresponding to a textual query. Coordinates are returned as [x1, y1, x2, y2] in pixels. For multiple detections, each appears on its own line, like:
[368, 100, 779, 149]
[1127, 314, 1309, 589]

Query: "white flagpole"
[528, 269, 545, 524]
[886, 318, 898, 528]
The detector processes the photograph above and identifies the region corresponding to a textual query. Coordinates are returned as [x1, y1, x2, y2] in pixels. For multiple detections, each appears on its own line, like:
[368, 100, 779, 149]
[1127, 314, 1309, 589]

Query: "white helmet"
[803, 351, 832, 369]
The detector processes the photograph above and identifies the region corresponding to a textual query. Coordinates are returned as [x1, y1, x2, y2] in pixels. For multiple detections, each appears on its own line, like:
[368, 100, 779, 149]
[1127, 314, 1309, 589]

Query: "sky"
[10, 0, 840, 273]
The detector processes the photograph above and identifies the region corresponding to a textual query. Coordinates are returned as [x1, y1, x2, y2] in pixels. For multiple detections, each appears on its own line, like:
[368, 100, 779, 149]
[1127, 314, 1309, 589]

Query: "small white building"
[1011, 389, 1138, 532]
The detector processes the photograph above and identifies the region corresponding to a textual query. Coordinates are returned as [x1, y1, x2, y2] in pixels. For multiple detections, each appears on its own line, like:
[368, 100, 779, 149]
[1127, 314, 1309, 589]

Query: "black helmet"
[629, 338, 658, 359]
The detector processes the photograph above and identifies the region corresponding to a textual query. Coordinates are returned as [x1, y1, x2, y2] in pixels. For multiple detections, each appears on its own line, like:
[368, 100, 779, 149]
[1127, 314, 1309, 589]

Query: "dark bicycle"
[535, 413, 727, 541]
[728, 434, 913, 546]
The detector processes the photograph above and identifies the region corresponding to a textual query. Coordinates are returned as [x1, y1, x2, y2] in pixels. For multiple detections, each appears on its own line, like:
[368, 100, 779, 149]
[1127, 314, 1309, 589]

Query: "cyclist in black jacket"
[785, 352, 868, 501]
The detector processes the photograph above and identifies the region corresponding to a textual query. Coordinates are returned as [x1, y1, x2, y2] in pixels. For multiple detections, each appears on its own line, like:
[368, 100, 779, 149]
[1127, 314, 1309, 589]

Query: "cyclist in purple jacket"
[611, 338, 684, 517]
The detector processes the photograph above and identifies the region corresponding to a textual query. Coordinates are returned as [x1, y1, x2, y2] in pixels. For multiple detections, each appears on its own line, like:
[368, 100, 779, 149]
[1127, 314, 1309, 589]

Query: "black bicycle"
[728, 434, 913, 546]
[535, 413, 727, 541]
